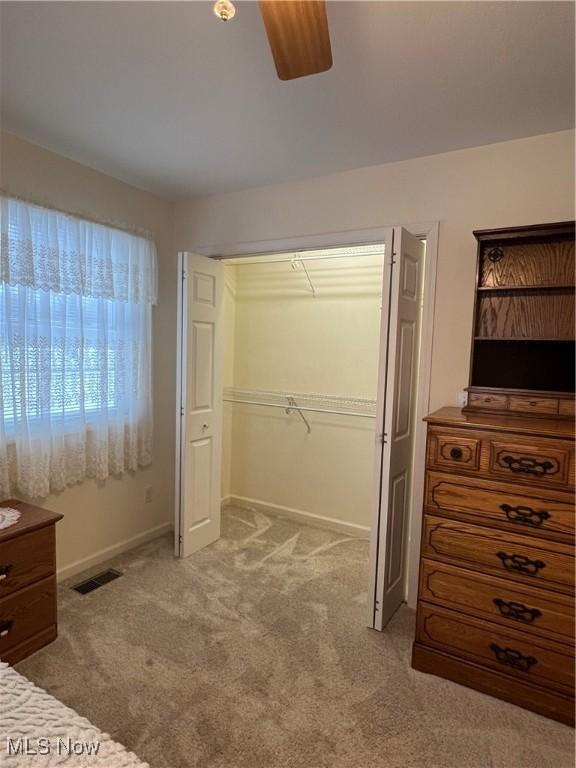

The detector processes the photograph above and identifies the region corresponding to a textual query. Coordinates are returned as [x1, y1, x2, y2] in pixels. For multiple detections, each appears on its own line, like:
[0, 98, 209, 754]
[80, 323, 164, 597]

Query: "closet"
[221, 246, 384, 536]
[176, 229, 425, 628]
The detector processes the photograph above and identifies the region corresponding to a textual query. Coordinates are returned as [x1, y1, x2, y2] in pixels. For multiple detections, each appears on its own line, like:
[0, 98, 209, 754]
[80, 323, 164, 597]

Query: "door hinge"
[180, 406, 184, 417]
[181, 270, 186, 282]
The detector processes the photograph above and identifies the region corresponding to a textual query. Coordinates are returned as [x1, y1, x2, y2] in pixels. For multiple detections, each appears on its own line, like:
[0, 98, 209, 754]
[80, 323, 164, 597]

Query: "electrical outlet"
[457, 391, 468, 408]
[144, 486, 153, 504]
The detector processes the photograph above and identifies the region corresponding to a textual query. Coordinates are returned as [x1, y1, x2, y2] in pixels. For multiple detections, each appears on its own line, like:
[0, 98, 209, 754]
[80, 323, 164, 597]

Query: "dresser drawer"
[508, 396, 559, 416]
[419, 559, 575, 644]
[488, 438, 573, 489]
[426, 426, 575, 490]
[0, 576, 56, 659]
[423, 515, 574, 594]
[426, 432, 481, 472]
[466, 391, 567, 418]
[468, 392, 508, 411]
[0, 526, 56, 599]
[417, 603, 574, 695]
[425, 472, 574, 542]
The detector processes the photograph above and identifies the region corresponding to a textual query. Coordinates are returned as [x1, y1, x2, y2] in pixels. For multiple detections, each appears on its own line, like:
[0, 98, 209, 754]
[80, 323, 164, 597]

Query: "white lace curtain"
[0, 196, 158, 498]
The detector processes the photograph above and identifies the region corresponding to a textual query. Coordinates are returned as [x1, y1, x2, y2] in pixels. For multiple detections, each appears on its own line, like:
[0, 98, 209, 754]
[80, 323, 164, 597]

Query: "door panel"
[370, 228, 425, 629]
[191, 322, 214, 412]
[394, 321, 415, 438]
[176, 253, 224, 558]
[386, 470, 407, 593]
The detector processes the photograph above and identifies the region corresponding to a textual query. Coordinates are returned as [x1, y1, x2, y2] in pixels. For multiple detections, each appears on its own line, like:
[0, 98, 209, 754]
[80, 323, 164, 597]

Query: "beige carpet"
[17, 506, 574, 768]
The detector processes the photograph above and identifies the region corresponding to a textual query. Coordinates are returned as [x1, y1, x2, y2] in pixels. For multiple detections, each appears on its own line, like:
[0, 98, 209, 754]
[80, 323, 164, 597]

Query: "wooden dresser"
[412, 221, 575, 725]
[0, 499, 63, 664]
[412, 409, 574, 724]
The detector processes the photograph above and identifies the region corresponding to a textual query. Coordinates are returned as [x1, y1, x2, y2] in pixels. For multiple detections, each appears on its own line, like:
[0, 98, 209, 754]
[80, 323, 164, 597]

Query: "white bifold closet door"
[176, 236, 425, 632]
[369, 227, 425, 630]
[176, 253, 224, 558]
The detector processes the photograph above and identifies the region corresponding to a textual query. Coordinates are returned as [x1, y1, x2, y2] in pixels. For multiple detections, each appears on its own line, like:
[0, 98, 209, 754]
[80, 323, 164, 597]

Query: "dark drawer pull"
[493, 598, 542, 624]
[496, 551, 546, 576]
[501, 455, 555, 477]
[0, 565, 12, 582]
[500, 503, 551, 528]
[449, 447, 463, 460]
[0, 619, 13, 638]
[490, 643, 537, 672]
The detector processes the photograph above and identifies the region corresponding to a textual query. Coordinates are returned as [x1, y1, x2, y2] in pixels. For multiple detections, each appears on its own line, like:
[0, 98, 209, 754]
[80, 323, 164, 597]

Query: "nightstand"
[0, 499, 63, 664]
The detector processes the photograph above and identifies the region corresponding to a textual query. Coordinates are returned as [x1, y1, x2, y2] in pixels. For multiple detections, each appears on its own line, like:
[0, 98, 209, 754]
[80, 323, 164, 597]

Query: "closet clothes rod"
[223, 397, 376, 419]
[220, 251, 384, 267]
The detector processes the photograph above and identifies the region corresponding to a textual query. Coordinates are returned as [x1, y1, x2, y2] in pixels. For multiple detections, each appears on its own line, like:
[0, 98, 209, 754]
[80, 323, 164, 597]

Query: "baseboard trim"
[57, 522, 173, 583]
[224, 495, 370, 538]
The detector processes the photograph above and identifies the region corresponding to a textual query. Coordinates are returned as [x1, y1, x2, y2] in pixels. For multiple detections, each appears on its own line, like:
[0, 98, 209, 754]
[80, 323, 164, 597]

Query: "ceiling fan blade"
[258, 0, 332, 81]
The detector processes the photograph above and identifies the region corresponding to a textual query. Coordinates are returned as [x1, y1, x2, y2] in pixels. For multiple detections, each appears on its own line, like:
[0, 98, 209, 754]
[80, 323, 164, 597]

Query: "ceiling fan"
[213, 0, 333, 81]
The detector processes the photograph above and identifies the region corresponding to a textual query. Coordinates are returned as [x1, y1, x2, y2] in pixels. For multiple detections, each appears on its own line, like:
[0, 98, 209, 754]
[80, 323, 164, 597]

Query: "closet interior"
[220, 245, 385, 535]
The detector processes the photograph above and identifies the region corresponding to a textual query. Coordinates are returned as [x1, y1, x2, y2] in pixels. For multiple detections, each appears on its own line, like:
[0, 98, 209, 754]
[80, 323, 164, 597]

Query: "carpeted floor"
[17, 506, 574, 768]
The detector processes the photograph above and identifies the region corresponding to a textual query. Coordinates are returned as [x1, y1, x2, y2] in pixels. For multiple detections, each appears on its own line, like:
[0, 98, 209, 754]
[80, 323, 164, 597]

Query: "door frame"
[175, 252, 186, 557]
[187, 221, 439, 609]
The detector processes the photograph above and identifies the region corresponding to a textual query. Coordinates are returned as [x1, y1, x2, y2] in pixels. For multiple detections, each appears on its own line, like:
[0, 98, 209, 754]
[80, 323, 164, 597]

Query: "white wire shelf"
[223, 387, 377, 419]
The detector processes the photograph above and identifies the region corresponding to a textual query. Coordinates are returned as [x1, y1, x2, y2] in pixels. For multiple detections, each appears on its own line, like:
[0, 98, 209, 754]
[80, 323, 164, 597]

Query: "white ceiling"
[1, 1, 574, 199]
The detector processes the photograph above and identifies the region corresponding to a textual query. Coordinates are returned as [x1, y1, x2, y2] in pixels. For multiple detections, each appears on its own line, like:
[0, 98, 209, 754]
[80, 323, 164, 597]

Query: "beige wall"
[175, 130, 575, 412]
[224, 255, 383, 530]
[0, 131, 177, 577]
[1, 128, 573, 574]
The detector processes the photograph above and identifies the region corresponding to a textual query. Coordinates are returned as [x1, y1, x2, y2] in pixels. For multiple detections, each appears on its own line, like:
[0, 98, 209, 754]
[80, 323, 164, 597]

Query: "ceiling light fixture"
[213, 0, 236, 22]
[212, 1, 332, 80]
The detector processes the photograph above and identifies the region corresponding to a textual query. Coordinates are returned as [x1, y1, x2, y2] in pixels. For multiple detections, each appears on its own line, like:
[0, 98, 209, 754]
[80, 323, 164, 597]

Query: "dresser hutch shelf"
[464, 221, 575, 417]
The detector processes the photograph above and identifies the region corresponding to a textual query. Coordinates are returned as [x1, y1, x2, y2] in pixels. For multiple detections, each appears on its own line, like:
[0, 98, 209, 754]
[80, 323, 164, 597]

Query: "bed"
[0, 661, 148, 767]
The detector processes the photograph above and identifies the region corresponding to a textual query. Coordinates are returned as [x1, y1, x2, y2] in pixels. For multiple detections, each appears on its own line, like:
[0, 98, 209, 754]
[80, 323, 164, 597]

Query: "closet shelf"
[223, 387, 377, 420]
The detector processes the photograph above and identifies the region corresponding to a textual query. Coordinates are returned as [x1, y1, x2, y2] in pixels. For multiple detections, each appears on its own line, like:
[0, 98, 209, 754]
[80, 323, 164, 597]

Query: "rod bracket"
[285, 396, 312, 433]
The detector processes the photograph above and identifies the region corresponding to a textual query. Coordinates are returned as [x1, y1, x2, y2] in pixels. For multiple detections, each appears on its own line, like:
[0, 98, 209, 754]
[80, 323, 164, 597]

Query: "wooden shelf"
[477, 285, 575, 292]
[479, 238, 574, 290]
[475, 291, 574, 340]
[470, 223, 575, 404]
[475, 337, 575, 342]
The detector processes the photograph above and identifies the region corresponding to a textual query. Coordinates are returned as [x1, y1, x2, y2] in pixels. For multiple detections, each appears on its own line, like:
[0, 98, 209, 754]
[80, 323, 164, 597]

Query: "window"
[0, 197, 157, 498]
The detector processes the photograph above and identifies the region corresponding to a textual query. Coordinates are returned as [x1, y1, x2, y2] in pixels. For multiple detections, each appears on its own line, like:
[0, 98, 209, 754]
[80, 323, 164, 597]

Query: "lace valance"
[0, 196, 158, 304]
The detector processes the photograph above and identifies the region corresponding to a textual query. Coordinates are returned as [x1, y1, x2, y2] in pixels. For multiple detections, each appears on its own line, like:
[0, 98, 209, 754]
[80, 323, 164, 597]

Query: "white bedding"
[0, 661, 149, 767]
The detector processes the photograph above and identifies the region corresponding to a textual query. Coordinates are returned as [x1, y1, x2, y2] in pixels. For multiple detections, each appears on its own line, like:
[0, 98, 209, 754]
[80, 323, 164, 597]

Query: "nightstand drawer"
[419, 559, 575, 643]
[417, 603, 574, 695]
[0, 526, 56, 599]
[422, 515, 574, 594]
[425, 472, 574, 542]
[0, 576, 56, 658]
